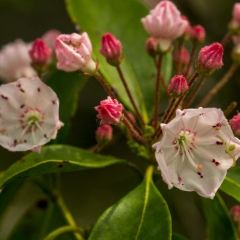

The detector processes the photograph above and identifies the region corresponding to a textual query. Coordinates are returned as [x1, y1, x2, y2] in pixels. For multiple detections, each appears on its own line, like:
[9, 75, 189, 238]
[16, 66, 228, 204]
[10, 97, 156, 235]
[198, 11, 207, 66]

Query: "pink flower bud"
[0, 40, 37, 82]
[55, 32, 96, 74]
[141, 1, 188, 53]
[230, 205, 240, 222]
[0, 77, 63, 151]
[145, 38, 158, 57]
[230, 113, 240, 136]
[195, 42, 224, 76]
[233, 3, 240, 25]
[29, 38, 52, 68]
[168, 75, 188, 98]
[190, 25, 206, 46]
[178, 16, 191, 41]
[99, 33, 123, 66]
[95, 96, 123, 125]
[173, 47, 190, 70]
[42, 29, 61, 50]
[96, 125, 113, 144]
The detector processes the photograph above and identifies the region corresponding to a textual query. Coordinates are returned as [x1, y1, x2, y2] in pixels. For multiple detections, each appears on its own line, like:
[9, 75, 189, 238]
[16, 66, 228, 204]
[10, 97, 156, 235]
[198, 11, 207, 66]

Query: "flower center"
[176, 130, 202, 170]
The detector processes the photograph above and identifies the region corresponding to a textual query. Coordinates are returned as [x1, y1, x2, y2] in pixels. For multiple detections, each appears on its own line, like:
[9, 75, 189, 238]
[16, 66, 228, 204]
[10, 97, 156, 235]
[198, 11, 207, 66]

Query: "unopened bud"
[178, 16, 191, 42]
[230, 205, 240, 222]
[96, 125, 113, 144]
[190, 25, 206, 46]
[195, 42, 224, 76]
[146, 38, 157, 57]
[228, 3, 240, 35]
[230, 113, 240, 136]
[29, 38, 52, 69]
[99, 33, 123, 66]
[231, 45, 240, 64]
[168, 75, 188, 98]
[173, 47, 190, 70]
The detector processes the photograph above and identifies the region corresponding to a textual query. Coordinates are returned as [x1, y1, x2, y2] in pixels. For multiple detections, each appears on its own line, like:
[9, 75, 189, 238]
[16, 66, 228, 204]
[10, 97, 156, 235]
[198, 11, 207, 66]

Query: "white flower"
[153, 108, 240, 199]
[0, 77, 63, 151]
[0, 40, 37, 82]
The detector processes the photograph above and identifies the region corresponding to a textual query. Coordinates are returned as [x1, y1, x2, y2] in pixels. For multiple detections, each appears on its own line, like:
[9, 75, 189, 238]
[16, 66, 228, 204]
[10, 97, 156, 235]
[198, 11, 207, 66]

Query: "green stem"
[43, 226, 84, 240]
[224, 101, 237, 117]
[116, 66, 145, 127]
[153, 55, 163, 130]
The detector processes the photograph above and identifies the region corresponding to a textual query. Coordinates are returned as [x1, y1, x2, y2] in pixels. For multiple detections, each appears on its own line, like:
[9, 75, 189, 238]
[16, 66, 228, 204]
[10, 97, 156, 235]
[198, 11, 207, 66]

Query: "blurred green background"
[0, 0, 239, 239]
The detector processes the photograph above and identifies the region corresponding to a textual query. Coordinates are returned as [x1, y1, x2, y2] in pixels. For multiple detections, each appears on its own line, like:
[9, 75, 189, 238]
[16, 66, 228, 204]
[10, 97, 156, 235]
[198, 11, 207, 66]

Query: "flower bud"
[195, 42, 224, 76]
[145, 38, 158, 57]
[141, 1, 188, 53]
[168, 75, 188, 98]
[230, 113, 240, 136]
[95, 96, 123, 125]
[173, 47, 190, 71]
[229, 3, 240, 35]
[230, 205, 240, 222]
[29, 38, 52, 69]
[99, 33, 123, 66]
[178, 16, 191, 42]
[96, 125, 113, 144]
[190, 25, 206, 46]
[55, 32, 96, 74]
[231, 45, 240, 64]
[42, 29, 61, 50]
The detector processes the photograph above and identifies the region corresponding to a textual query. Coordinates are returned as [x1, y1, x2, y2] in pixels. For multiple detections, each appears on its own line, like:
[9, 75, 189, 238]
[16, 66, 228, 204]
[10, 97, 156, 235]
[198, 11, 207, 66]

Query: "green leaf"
[88, 166, 171, 240]
[172, 233, 189, 240]
[0, 145, 127, 189]
[45, 70, 88, 143]
[220, 167, 240, 203]
[202, 193, 238, 240]
[7, 198, 76, 240]
[66, 0, 172, 120]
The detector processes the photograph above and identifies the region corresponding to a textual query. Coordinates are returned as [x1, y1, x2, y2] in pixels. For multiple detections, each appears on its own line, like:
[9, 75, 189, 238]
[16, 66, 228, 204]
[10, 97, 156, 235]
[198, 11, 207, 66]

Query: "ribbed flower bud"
[95, 97, 123, 125]
[141, 1, 188, 53]
[230, 113, 240, 136]
[168, 75, 188, 98]
[195, 42, 224, 76]
[99, 33, 123, 66]
[96, 125, 113, 144]
[29, 38, 52, 69]
[190, 25, 206, 46]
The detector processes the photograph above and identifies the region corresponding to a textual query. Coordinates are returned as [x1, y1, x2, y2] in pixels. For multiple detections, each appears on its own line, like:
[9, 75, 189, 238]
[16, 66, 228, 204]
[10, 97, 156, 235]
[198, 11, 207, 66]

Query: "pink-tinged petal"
[55, 33, 96, 74]
[0, 77, 63, 151]
[153, 108, 240, 198]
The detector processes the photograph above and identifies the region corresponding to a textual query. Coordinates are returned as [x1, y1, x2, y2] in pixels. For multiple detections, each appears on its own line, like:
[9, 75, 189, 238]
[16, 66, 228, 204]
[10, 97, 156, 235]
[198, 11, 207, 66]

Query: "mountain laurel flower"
[99, 33, 123, 66]
[141, 1, 188, 53]
[96, 124, 113, 144]
[0, 77, 63, 152]
[173, 47, 190, 70]
[230, 205, 240, 222]
[29, 38, 52, 69]
[0, 40, 37, 82]
[195, 42, 224, 76]
[55, 32, 96, 74]
[168, 75, 188, 98]
[95, 96, 123, 125]
[42, 29, 61, 50]
[230, 113, 240, 136]
[152, 108, 240, 199]
[190, 25, 206, 46]
[178, 16, 191, 42]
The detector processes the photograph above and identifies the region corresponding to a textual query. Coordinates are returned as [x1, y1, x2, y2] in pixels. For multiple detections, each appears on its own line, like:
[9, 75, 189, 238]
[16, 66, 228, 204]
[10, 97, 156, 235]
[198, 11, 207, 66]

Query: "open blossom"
[55, 32, 96, 74]
[95, 97, 123, 125]
[0, 77, 63, 151]
[153, 108, 240, 199]
[0, 40, 37, 82]
[141, 1, 188, 52]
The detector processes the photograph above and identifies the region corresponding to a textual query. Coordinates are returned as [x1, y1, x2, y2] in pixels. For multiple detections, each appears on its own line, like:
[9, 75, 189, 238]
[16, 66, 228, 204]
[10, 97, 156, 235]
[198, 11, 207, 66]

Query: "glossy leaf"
[220, 167, 240, 203]
[0, 145, 127, 189]
[88, 166, 171, 240]
[172, 233, 189, 240]
[66, 0, 172, 120]
[202, 193, 238, 240]
[45, 70, 88, 143]
[7, 198, 76, 240]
